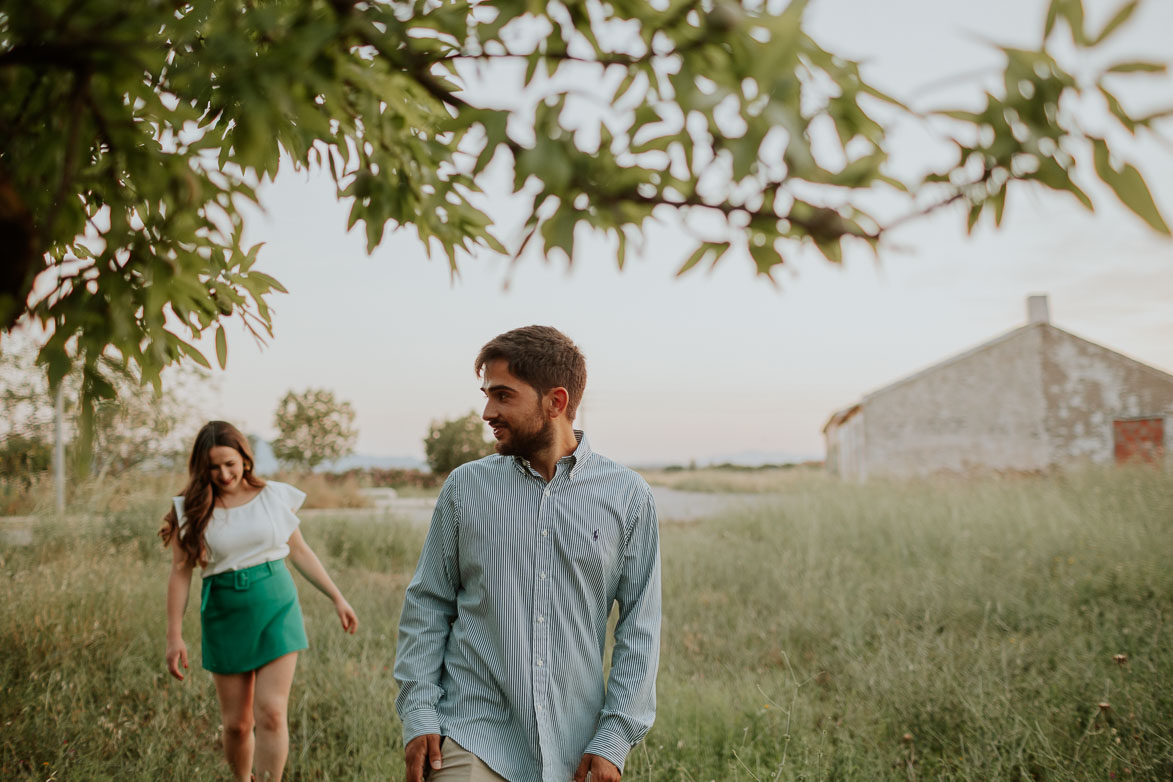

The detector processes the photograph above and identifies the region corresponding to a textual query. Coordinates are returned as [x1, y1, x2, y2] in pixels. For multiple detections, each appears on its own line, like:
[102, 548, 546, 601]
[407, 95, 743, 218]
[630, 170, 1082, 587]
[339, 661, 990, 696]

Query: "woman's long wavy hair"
[159, 421, 266, 567]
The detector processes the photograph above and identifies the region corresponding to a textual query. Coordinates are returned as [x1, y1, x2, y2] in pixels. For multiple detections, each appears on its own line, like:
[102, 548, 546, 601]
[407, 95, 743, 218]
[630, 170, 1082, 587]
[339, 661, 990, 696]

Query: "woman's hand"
[335, 597, 358, 634]
[166, 637, 189, 680]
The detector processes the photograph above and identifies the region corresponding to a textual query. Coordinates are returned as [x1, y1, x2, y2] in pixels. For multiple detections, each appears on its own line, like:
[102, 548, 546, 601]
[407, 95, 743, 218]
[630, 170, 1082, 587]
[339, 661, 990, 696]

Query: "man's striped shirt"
[394, 433, 661, 782]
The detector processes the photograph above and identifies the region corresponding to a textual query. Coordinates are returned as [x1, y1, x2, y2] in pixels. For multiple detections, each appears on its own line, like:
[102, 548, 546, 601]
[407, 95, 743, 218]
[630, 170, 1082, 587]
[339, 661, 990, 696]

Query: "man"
[394, 325, 661, 782]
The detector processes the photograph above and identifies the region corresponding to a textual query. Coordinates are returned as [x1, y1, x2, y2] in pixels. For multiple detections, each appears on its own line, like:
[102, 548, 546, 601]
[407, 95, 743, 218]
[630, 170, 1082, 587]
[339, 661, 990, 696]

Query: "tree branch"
[0, 40, 136, 70]
[877, 190, 968, 235]
[43, 71, 90, 251]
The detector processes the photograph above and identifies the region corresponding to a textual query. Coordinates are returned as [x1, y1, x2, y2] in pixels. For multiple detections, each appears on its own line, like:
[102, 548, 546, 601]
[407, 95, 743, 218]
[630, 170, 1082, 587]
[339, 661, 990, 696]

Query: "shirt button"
[543, 488, 550, 497]
[536, 658, 544, 667]
[541, 529, 548, 537]
[537, 616, 545, 623]
[536, 704, 543, 711]
[539, 572, 547, 580]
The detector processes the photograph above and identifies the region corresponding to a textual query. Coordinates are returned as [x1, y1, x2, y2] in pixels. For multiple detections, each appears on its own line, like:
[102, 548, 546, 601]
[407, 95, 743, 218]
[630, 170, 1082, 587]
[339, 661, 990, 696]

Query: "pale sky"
[197, 0, 1173, 466]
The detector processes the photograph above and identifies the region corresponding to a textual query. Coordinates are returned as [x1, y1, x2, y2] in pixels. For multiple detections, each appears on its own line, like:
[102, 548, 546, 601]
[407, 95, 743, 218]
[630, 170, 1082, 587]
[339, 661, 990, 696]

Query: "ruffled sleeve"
[172, 496, 186, 529]
[267, 481, 306, 542]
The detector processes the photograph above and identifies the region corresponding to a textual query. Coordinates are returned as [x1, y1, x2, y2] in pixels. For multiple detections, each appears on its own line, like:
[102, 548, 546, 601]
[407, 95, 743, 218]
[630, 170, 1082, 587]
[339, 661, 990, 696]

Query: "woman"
[161, 421, 358, 782]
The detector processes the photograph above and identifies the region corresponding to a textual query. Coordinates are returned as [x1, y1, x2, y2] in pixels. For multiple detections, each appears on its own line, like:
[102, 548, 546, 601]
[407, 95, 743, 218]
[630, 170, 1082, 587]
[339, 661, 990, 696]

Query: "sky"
[194, 0, 1173, 466]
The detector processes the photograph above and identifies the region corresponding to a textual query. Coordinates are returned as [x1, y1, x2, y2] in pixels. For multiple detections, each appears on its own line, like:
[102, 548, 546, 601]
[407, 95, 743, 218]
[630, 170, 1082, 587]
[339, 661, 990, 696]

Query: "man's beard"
[492, 411, 556, 461]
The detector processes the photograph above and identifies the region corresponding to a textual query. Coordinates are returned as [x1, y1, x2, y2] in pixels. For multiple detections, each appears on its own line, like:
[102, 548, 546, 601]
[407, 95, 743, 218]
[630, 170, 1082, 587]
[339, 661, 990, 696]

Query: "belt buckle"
[234, 570, 250, 590]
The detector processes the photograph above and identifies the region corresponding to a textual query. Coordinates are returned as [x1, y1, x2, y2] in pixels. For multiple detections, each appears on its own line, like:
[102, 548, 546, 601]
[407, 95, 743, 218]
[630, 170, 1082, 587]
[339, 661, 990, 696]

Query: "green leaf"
[247, 271, 288, 294]
[174, 334, 212, 369]
[1032, 157, 1094, 211]
[1098, 85, 1136, 133]
[936, 109, 986, 124]
[966, 202, 983, 234]
[215, 325, 228, 369]
[524, 53, 540, 86]
[1043, 0, 1061, 41]
[630, 134, 675, 154]
[1091, 138, 1171, 235]
[1135, 106, 1173, 125]
[614, 68, 640, 104]
[1104, 61, 1167, 74]
[1091, 0, 1140, 45]
[811, 236, 841, 264]
[676, 242, 730, 276]
[992, 188, 1007, 227]
[1060, 0, 1088, 45]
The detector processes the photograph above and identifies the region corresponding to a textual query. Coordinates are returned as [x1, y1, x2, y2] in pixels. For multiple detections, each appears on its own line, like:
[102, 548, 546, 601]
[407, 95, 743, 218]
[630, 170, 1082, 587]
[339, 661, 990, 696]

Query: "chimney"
[1027, 294, 1050, 325]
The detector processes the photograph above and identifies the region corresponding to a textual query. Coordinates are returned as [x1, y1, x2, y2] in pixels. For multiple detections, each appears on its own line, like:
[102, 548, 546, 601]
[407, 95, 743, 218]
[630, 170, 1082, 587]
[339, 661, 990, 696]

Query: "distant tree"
[0, 334, 204, 479]
[0, 434, 51, 487]
[425, 412, 495, 475]
[1, 0, 1168, 429]
[271, 389, 358, 472]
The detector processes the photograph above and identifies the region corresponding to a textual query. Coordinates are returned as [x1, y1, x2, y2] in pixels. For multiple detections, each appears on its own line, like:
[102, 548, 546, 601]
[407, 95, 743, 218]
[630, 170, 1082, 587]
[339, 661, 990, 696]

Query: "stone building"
[824, 296, 1173, 479]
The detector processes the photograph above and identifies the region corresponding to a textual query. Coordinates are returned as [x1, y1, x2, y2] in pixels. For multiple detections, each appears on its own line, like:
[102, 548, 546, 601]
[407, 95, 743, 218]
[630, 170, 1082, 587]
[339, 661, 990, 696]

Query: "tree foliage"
[0, 434, 51, 486]
[0, 0, 1169, 419]
[0, 334, 204, 479]
[271, 388, 358, 471]
[425, 411, 495, 475]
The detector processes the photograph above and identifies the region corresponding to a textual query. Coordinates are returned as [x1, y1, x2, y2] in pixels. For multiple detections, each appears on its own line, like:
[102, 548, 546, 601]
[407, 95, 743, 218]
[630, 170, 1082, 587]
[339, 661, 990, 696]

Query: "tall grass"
[2, 468, 1171, 780]
[641, 466, 826, 494]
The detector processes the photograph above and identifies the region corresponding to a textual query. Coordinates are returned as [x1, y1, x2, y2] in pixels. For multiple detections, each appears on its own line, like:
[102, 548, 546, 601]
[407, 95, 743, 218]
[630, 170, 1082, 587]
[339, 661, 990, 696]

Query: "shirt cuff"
[583, 726, 633, 773]
[400, 707, 442, 745]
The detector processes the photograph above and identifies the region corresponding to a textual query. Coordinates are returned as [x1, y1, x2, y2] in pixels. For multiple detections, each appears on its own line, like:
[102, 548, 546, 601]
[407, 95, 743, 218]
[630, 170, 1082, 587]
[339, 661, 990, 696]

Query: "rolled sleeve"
[393, 476, 461, 744]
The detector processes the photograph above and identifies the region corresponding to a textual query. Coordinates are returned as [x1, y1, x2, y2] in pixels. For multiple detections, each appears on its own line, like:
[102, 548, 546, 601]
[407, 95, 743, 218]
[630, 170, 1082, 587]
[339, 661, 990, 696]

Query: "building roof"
[823, 320, 1173, 432]
[822, 403, 860, 434]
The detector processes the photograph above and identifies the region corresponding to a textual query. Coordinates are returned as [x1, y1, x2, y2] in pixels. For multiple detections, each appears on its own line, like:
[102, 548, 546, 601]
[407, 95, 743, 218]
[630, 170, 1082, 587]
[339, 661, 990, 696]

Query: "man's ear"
[546, 387, 570, 419]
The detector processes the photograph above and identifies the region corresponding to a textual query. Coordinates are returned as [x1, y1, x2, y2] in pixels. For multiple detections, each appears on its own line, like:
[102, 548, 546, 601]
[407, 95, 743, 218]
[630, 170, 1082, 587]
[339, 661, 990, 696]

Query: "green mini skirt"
[200, 559, 308, 674]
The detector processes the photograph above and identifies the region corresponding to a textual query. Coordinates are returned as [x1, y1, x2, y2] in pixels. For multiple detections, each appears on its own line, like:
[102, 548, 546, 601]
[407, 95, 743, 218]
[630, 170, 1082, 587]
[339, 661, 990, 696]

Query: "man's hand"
[573, 753, 621, 782]
[404, 734, 442, 782]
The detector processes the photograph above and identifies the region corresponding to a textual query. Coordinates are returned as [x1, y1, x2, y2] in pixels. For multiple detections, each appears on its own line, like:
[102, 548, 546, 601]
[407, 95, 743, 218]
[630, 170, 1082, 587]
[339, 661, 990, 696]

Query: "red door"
[1113, 418, 1165, 464]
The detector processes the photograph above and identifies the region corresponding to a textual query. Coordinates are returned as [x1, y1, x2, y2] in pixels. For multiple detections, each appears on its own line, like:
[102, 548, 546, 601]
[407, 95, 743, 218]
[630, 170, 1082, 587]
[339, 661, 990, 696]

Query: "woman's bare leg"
[253, 652, 298, 782]
[212, 671, 257, 782]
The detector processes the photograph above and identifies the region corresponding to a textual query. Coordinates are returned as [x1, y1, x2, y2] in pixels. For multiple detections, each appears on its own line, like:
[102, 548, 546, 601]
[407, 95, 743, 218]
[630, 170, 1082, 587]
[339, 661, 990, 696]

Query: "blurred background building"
[824, 296, 1173, 479]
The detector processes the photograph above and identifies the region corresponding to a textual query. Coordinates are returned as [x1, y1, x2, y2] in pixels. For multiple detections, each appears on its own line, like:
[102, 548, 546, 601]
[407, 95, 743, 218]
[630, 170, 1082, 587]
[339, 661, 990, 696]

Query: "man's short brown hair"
[475, 326, 587, 420]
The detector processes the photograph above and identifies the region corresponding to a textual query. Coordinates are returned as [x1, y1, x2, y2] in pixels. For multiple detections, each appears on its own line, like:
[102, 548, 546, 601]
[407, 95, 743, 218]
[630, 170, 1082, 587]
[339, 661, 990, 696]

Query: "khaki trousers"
[427, 739, 509, 782]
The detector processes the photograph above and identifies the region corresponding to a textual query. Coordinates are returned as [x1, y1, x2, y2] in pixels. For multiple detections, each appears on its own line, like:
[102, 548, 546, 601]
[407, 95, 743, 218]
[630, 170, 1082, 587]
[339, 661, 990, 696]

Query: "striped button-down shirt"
[394, 433, 661, 782]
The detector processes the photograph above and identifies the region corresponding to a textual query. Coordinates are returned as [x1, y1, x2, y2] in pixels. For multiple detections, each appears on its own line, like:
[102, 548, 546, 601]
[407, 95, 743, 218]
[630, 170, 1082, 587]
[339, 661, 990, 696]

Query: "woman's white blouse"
[173, 481, 306, 576]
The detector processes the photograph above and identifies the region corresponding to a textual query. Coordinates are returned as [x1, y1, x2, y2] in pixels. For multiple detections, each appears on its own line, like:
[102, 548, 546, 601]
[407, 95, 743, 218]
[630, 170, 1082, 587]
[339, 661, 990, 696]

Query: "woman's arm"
[165, 536, 195, 680]
[286, 528, 358, 633]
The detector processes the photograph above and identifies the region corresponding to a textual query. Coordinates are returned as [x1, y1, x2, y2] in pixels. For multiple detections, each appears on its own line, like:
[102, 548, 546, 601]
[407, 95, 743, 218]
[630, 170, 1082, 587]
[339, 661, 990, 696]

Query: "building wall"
[1167, 416, 1173, 471]
[1041, 328, 1173, 465]
[860, 326, 1050, 477]
[827, 411, 866, 480]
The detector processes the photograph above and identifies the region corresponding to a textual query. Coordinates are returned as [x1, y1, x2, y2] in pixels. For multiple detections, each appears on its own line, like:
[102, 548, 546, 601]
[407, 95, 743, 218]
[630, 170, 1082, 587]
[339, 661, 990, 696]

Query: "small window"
[1113, 417, 1165, 464]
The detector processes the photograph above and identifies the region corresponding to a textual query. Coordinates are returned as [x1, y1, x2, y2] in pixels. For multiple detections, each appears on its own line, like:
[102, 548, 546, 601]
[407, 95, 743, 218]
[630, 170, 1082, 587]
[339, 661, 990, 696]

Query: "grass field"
[2, 468, 1171, 780]
[639, 466, 822, 495]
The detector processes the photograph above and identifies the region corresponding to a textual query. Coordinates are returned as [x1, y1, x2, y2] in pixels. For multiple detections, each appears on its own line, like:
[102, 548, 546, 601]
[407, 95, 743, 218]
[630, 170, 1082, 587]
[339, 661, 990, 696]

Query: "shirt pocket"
[561, 517, 623, 597]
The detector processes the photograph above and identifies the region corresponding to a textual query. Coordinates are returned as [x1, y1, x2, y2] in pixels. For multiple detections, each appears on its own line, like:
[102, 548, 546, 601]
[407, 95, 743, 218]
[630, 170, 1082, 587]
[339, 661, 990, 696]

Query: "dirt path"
[0, 488, 770, 546]
[301, 486, 769, 526]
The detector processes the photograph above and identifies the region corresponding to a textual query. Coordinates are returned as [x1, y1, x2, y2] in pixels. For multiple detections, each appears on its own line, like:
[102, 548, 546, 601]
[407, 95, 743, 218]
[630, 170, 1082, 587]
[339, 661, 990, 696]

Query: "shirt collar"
[511, 430, 593, 479]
